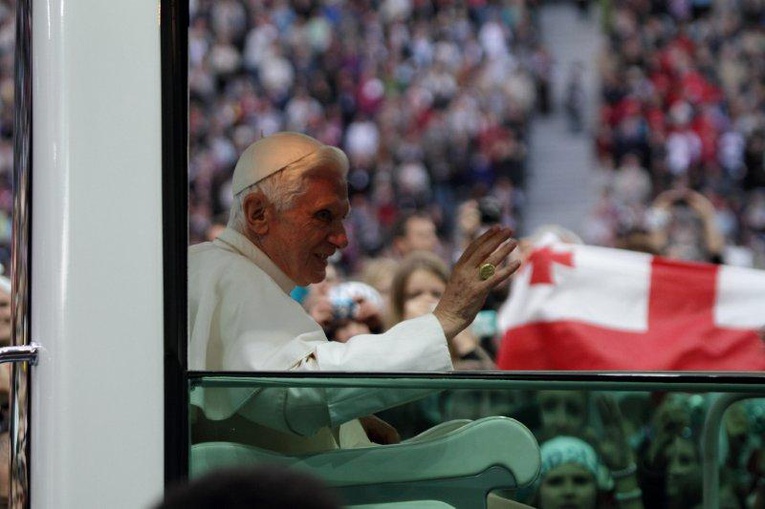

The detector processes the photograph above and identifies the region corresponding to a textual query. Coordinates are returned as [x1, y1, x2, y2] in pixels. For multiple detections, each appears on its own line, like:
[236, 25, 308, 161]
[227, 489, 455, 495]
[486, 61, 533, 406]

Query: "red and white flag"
[495, 238, 765, 371]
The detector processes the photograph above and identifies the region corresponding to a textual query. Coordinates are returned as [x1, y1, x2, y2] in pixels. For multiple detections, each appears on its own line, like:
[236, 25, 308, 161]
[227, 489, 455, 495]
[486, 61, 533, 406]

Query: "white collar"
[214, 227, 296, 295]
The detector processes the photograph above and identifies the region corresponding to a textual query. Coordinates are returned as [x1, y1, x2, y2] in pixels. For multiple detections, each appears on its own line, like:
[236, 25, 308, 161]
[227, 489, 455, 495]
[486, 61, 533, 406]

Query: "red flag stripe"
[496, 321, 765, 371]
[649, 258, 717, 328]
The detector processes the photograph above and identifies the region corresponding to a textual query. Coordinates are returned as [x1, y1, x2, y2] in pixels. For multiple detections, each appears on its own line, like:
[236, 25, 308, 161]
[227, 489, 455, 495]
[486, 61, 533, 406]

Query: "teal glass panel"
[188, 374, 765, 509]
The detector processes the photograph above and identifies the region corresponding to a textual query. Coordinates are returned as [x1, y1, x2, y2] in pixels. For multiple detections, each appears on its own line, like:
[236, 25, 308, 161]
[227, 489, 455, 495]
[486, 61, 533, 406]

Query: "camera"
[478, 196, 502, 225]
[330, 295, 357, 321]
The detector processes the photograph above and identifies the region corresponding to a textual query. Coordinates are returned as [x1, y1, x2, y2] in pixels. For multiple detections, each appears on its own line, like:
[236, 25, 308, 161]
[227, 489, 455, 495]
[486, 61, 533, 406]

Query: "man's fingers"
[471, 237, 520, 285]
[459, 226, 498, 260]
[473, 228, 514, 263]
[461, 226, 513, 263]
[493, 259, 521, 283]
[484, 238, 519, 268]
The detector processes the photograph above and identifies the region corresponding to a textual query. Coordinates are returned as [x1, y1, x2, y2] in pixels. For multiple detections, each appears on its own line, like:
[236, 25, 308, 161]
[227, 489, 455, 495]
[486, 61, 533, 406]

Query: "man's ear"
[242, 192, 270, 236]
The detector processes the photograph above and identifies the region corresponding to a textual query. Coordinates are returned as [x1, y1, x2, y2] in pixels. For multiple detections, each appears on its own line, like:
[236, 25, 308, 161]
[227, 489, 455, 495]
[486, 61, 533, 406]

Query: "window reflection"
[189, 378, 765, 508]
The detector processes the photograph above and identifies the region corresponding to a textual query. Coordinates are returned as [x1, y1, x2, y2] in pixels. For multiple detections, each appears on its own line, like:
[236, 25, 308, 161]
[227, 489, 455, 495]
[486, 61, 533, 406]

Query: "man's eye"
[315, 210, 333, 222]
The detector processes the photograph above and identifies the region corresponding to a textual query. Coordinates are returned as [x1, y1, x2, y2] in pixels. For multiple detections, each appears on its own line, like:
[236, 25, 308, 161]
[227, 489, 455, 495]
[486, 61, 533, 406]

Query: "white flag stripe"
[715, 265, 765, 329]
[499, 243, 651, 331]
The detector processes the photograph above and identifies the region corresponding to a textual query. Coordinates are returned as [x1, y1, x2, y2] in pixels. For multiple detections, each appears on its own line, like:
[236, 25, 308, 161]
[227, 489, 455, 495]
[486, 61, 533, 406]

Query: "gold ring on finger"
[479, 263, 496, 280]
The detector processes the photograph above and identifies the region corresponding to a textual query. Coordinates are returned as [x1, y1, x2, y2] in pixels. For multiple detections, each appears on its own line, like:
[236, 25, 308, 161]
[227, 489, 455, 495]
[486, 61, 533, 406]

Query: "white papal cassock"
[188, 227, 453, 454]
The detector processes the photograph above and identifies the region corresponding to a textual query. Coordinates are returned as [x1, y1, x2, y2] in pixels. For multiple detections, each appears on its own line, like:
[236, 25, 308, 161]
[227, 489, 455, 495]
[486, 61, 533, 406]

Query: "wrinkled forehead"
[307, 171, 349, 195]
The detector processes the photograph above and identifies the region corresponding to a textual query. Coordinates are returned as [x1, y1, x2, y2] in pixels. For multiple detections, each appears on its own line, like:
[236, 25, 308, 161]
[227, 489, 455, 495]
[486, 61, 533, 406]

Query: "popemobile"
[1, 1, 762, 508]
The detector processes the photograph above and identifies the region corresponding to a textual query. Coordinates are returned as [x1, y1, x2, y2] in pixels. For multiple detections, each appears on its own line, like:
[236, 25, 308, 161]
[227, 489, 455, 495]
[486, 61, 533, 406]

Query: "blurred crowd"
[0, 0, 761, 272]
[0, 1, 760, 270]
[185, 0, 765, 272]
[588, 0, 765, 268]
[515, 389, 765, 509]
[187, 0, 542, 276]
[0, 0, 16, 275]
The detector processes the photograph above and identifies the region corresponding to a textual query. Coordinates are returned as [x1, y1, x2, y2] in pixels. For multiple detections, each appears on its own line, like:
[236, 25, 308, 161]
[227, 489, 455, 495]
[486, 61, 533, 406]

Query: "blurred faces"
[538, 463, 598, 509]
[665, 436, 700, 498]
[403, 268, 446, 319]
[259, 176, 349, 286]
[539, 391, 587, 436]
[724, 402, 749, 440]
[400, 216, 439, 255]
[360, 257, 397, 315]
[653, 397, 691, 438]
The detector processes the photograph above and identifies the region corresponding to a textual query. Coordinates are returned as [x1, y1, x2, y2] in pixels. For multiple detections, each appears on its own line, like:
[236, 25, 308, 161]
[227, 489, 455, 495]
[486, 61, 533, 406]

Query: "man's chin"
[300, 269, 327, 286]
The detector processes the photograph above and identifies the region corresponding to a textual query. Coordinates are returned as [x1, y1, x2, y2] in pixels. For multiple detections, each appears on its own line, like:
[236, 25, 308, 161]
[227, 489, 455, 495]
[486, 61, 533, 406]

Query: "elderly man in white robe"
[189, 131, 521, 454]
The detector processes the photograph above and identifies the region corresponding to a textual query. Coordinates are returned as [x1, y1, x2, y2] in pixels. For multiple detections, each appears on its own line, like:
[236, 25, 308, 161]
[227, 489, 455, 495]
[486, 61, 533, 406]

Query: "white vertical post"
[30, 0, 165, 507]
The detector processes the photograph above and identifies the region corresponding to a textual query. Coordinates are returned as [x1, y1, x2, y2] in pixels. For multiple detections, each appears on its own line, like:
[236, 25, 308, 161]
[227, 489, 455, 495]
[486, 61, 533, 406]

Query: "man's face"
[403, 216, 439, 253]
[261, 176, 349, 286]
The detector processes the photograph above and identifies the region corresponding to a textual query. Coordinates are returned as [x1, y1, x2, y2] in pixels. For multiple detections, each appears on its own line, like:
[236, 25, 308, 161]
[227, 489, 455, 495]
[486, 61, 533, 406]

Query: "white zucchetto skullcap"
[231, 131, 349, 195]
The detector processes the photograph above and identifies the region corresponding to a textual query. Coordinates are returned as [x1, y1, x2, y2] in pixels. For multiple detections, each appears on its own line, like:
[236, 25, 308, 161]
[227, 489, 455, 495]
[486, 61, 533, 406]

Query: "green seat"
[190, 416, 541, 508]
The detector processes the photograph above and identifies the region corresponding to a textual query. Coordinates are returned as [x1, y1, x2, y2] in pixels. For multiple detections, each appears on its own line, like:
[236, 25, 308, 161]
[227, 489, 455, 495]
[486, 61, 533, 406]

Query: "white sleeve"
[311, 314, 453, 372]
[228, 315, 452, 435]
[234, 384, 440, 436]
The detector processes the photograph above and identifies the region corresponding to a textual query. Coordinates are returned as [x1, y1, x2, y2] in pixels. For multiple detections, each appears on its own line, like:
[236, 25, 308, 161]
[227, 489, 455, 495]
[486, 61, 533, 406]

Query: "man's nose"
[329, 222, 349, 249]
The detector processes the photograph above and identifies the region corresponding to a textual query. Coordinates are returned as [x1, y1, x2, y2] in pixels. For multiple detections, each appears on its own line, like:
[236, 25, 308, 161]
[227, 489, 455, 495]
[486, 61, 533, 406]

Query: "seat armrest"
[192, 416, 541, 488]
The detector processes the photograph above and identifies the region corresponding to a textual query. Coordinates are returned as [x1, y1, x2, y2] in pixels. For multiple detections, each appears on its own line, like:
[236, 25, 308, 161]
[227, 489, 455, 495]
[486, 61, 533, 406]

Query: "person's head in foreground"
[227, 131, 350, 287]
[532, 436, 610, 509]
[154, 466, 341, 509]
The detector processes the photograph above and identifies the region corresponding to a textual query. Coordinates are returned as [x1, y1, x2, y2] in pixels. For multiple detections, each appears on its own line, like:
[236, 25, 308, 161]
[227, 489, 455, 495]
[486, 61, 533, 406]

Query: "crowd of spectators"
[587, 0, 765, 268]
[0, 1, 16, 275]
[0, 1, 762, 269]
[0, 0, 759, 271]
[513, 389, 765, 509]
[185, 0, 765, 272]
[187, 0, 541, 276]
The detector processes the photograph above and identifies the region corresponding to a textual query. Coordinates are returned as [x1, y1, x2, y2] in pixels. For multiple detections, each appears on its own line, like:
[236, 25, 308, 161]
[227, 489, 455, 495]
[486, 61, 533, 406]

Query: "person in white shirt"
[189, 131, 520, 454]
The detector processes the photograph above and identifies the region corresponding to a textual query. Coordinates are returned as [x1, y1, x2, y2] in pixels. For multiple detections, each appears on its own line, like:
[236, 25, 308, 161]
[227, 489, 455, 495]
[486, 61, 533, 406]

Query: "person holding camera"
[646, 188, 725, 263]
[309, 281, 386, 343]
[189, 132, 521, 455]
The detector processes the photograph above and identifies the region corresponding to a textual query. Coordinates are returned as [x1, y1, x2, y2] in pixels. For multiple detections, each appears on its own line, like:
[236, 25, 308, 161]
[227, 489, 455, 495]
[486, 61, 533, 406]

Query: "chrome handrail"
[11, 0, 32, 506]
[0, 344, 39, 366]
